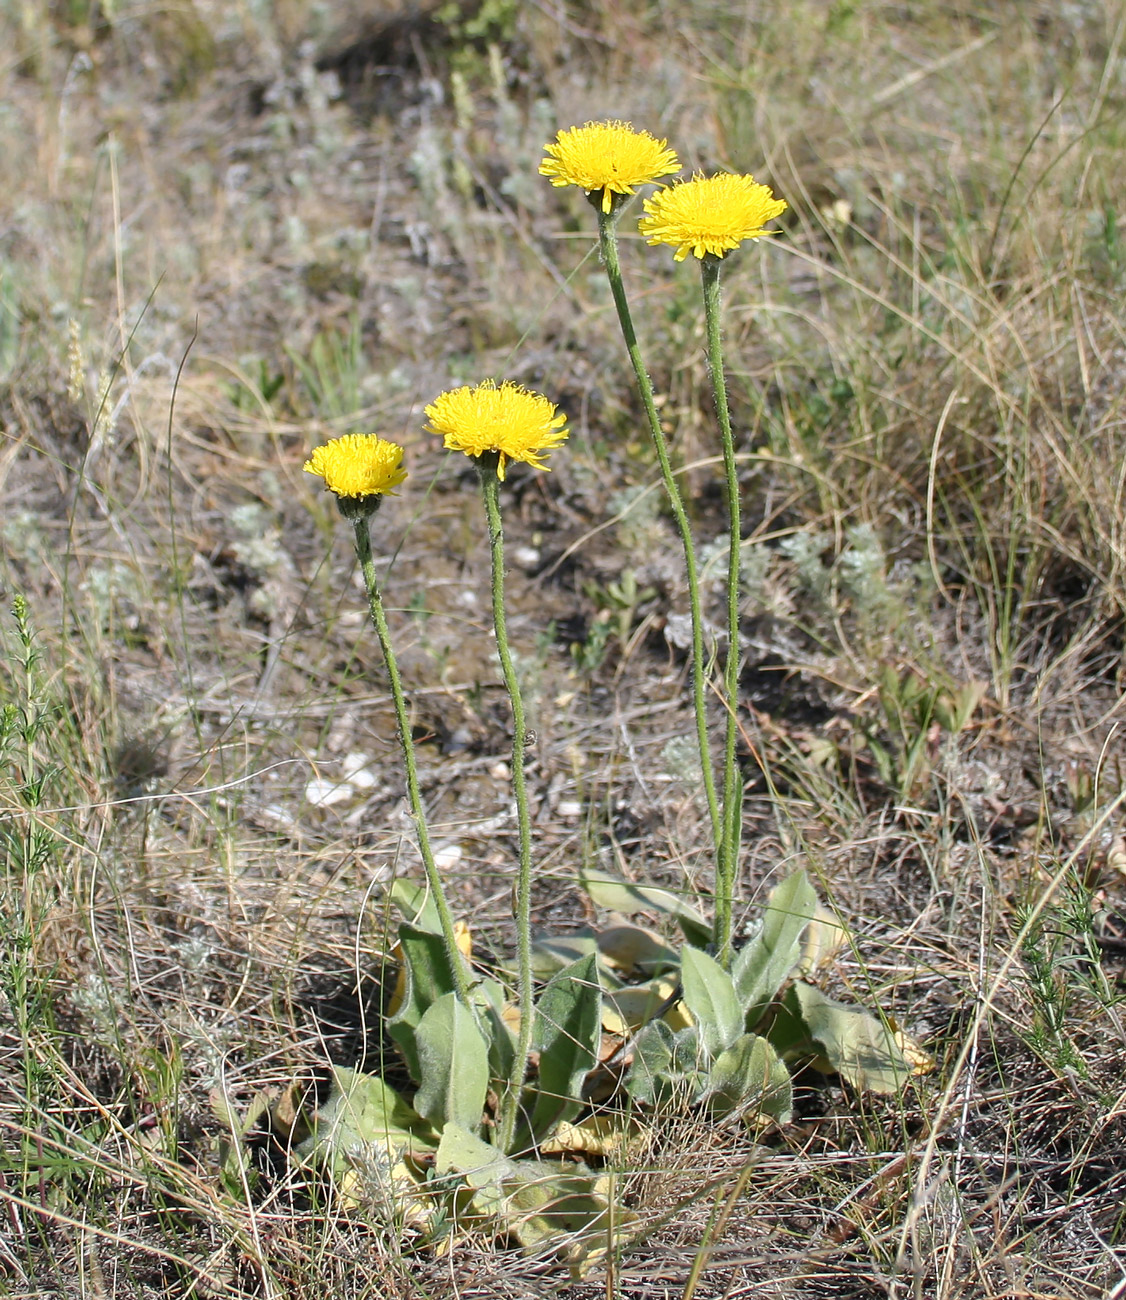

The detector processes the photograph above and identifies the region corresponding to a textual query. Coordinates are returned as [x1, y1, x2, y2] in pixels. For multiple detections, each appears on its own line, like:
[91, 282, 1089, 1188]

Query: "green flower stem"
[596, 204, 724, 876]
[351, 514, 470, 1003]
[700, 256, 740, 966]
[475, 454, 535, 1155]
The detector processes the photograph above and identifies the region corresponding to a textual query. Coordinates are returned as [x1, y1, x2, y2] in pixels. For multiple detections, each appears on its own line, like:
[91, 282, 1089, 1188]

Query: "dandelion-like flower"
[425, 380, 569, 481]
[304, 433, 408, 501]
[539, 120, 680, 213]
[639, 172, 788, 261]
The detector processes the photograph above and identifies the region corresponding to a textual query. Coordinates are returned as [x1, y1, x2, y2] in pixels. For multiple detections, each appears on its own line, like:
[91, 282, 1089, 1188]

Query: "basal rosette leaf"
[527, 952, 602, 1142]
[697, 1033, 793, 1123]
[681, 945, 741, 1059]
[296, 1066, 437, 1219]
[580, 866, 711, 947]
[436, 1122, 634, 1275]
[732, 870, 818, 1024]
[791, 981, 913, 1093]
[413, 992, 491, 1132]
[387, 922, 463, 1081]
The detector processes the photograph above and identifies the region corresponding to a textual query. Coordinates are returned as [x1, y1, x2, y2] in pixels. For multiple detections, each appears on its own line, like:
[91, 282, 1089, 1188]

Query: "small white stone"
[304, 777, 354, 808]
[664, 613, 694, 651]
[341, 751, 377, 789]
[489, 761, 510, 780]
[434, 843, 462, 870]
[256, 803, 296, 829]
[556, 800, 583, 818]
[514, 545, 540, 568]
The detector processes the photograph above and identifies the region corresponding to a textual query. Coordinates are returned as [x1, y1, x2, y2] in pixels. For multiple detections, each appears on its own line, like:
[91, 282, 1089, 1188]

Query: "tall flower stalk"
[640, 170, 788, 962]
[351, 518, 471, 1000]
[536, 120, 726, 882]
[541, 124, 788, 966]
[594, 202, 724, 868]
[475, 454, 535, 1153]
[701, 256, 741, 965]
[305, 435, 471, 1001]
[425, 380, 569, 1153]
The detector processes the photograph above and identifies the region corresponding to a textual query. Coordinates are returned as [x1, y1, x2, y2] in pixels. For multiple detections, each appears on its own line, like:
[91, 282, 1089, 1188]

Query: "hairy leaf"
[413, 993, 490, 1132]
[602, 976, 689, 1036]
[389, 878, 443, 933]
[471, 974, 517, 1084]
[436, 1123, 634, 1276]
[580, 866, 711, 946]
[732, 870, 818, 1024]
[625, 1018, 675, 1105]
[297, 1065, 434, 1182]
[597, 922, 680, 975]
[681, 945, 741, 1059]
[387, 922, 461, 1082]
[528, 953, 601, 1141]
[700, 1033, 793, 1123]
[532, 931, 599, 978]
[792, 981, 912, 1093]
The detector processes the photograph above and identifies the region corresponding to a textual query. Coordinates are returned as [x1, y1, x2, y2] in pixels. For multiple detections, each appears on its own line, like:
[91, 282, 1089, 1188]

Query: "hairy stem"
[351, 516, 470, 1002]
[476, 455, 536, 1154]
[596, 204, 724, 881]
[701, 256, 740, 965]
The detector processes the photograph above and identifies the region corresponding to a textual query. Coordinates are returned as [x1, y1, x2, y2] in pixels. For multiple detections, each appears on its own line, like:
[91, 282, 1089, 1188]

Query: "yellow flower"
[425, 380, 568, 481]
[303, 433, 408, 498]
[638, 172, 788, 261]
[539, 120, 680, 214]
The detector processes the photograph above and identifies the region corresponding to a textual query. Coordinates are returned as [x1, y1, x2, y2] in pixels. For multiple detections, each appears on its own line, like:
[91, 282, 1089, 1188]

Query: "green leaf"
[470, 975, 516, 1084]
[761, 988, 816, 1059]
[387, 922, 460, 1082]
[527, 953, 601, 1142]
[436, 1123, 574, 1235]
[625, 1019, 675, 1105]
[732, 870, 818, 1024]
[792, 981, 911, 1093]
[297, 1066, 434, 1179]
[681, 945, 741, 1059]
[435, 1122, 516, 1214]
[413, 993, 490, 1132]
[389, 879, 443, 933]
[700, 1033, 793, 1123]
[580, 867, 710, 946]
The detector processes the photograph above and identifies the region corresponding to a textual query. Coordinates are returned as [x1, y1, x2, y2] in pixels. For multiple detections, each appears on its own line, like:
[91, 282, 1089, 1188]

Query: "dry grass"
[2, 1, 1126, 1296]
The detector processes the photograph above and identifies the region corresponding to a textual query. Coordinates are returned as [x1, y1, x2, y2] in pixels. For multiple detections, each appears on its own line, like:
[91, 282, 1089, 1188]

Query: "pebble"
[304, 776, 354, 808]
[434, 844, 462, 870]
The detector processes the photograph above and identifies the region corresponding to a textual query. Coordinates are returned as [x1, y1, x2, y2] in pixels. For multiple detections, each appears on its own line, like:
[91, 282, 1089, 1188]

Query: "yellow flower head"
[425, 380, 568, 481]
[638, 172, 788, 261]
[303, 433, 408, 498]
[539, 120, 680, 214]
